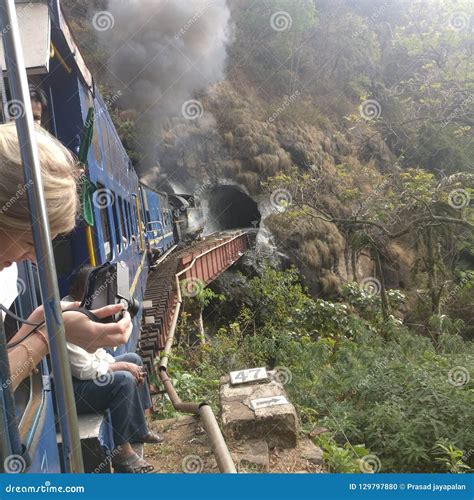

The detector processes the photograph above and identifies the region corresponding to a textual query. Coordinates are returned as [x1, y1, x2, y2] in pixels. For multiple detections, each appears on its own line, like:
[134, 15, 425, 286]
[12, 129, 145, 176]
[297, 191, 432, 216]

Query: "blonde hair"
[0, 122, 79, 235]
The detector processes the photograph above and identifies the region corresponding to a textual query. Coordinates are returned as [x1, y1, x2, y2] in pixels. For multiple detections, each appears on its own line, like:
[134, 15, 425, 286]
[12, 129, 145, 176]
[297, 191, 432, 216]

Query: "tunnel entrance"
[205, 185, 260, 231]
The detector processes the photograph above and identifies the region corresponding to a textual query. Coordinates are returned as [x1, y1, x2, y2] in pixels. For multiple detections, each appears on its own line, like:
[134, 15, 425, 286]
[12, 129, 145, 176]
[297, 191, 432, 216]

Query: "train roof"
[139, 181, 169, 198]
[0, 0, 93, 88]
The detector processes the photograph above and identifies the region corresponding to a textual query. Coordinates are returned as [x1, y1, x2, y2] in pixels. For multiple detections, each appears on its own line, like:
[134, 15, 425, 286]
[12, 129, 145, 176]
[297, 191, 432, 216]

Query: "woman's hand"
[62, 303, 132, 353]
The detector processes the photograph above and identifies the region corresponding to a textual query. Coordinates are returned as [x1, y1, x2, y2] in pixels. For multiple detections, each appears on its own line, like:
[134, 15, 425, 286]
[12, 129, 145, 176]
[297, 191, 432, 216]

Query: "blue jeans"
[72, 353, 152, 446]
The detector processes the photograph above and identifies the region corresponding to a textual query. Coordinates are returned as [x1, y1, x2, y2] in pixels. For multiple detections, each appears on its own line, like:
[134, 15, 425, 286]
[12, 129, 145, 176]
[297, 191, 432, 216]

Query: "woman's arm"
[6, 302, 132, 390]
[8, 327, 48, 391]
[6, 303, 48, 391]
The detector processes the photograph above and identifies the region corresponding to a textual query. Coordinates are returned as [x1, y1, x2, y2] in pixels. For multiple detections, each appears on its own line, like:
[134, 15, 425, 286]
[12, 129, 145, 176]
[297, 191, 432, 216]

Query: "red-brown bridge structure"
[137, 230, 251, 373]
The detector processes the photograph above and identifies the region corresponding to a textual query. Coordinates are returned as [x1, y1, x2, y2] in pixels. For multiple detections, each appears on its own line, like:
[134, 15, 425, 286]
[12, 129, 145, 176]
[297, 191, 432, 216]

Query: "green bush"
[161, 267, 473, 473]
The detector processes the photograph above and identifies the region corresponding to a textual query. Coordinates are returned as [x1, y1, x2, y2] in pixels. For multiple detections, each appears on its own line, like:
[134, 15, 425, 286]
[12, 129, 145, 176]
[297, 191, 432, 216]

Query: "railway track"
[137, 230, 251, 374]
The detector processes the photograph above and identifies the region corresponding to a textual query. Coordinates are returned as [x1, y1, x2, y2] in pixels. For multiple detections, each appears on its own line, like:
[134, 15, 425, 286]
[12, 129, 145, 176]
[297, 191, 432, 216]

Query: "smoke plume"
[102, 0, 231, 121]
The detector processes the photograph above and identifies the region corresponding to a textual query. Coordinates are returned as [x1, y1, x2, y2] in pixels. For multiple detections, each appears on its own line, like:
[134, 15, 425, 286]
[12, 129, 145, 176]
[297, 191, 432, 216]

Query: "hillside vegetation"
[64, 0, 474, 473]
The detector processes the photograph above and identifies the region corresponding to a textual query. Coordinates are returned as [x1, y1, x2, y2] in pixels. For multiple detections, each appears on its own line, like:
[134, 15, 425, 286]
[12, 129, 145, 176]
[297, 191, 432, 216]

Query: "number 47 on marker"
[230, 367, 268, 385]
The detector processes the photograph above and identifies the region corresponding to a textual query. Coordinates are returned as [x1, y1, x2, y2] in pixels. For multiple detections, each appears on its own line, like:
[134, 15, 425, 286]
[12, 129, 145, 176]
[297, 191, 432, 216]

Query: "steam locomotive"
[0, 0, 204, 473]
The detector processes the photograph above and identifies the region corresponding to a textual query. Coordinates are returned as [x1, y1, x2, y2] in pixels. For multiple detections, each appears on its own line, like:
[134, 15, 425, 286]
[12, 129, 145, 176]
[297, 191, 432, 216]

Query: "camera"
[80, 261, 140, 323]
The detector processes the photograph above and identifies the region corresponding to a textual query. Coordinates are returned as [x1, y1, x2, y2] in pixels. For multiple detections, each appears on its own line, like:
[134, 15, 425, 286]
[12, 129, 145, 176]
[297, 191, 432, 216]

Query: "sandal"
[130, 431, 164, 444]
[113, 453, 154, 473]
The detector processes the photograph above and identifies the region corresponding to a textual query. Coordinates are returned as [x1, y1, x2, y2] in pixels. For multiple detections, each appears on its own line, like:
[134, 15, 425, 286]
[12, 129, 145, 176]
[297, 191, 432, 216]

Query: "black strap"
[4, 306, 104, 349]
[61, 306, 103, 323]
[0, 304, 41, 327]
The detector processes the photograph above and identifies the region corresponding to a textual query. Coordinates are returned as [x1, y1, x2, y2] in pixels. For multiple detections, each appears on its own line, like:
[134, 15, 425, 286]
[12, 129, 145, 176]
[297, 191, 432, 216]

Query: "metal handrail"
[0, 0, 83, 472]
[176, 231, 248, 281]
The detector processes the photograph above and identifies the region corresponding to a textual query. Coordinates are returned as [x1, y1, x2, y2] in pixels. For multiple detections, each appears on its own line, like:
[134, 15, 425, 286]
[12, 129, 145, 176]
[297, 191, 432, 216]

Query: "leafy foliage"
[161, 267, 473, 473]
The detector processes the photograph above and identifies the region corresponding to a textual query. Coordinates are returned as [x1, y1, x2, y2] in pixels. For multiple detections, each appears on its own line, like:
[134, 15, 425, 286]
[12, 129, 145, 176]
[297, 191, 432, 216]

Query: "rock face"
[220, 370, 299, 449]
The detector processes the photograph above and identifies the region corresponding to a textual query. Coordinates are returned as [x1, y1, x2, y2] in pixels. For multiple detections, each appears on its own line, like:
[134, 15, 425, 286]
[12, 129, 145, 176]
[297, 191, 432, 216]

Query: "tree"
[191, 288, 225, 344]
[266, 167, 473, 325]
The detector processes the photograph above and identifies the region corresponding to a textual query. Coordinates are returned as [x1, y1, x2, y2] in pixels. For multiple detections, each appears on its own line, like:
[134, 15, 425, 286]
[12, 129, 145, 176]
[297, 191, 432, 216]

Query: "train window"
[130, 203, 138, 238]
[110, 133, 120, 180]
[53, 236, 73, 277]
[118, 197, 128, 243]
[97, 185, 112, 260]
[99, 118, 112, 176]
[91, 107, 102, 169]
[125, 201, 133, 242]
[111, 199, 122, 254]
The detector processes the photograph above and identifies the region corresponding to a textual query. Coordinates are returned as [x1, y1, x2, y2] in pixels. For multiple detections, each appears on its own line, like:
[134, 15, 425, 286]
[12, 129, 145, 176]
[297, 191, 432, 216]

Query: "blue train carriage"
[0, 0, 153, 472]
[140, 182, 175, 256]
